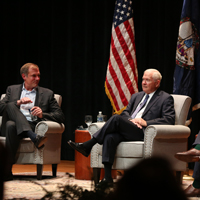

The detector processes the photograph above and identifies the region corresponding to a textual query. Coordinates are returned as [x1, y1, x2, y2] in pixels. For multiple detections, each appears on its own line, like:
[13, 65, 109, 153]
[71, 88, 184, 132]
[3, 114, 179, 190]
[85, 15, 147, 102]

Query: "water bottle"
[97, 111, 103, 122]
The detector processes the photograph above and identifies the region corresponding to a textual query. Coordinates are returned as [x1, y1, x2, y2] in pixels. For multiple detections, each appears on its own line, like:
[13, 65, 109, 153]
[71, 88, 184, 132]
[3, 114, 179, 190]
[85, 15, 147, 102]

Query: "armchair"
[88, 94, 191, 184]
[0, 94, 65, 180]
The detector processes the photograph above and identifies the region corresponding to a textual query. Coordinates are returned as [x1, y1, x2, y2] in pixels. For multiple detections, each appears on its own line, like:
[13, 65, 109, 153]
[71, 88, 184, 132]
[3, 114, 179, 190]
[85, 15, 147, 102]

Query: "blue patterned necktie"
[131, 94, 149, 119]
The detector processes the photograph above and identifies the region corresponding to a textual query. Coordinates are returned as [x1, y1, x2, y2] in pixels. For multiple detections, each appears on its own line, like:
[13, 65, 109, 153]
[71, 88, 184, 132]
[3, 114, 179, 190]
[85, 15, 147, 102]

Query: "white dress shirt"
[134, 91, 156, 119]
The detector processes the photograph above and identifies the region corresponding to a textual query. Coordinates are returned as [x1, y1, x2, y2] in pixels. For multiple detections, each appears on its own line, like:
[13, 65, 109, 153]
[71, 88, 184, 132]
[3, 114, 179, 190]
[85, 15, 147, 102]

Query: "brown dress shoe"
[174, 148, 200, 162]
[184, 184, 200, 197]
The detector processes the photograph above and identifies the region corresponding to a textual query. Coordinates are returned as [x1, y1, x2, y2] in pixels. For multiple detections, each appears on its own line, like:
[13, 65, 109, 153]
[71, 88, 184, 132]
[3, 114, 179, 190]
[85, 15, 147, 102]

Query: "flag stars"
[113, 0, 133, 27]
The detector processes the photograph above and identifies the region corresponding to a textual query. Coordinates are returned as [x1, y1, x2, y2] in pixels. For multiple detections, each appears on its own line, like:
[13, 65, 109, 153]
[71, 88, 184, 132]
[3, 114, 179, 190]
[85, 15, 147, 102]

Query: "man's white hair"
[144, 69, 162, 82]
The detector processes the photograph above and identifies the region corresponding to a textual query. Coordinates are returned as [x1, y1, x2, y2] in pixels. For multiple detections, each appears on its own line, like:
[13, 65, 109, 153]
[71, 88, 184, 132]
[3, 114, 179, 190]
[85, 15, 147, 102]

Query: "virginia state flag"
[173, 0, 200, 120]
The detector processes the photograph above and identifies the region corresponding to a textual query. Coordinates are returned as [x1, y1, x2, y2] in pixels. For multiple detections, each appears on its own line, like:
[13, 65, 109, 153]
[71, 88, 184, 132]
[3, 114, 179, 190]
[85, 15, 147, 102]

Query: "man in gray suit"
[0, 63, 65, 181]
[68, 68, 175, 184]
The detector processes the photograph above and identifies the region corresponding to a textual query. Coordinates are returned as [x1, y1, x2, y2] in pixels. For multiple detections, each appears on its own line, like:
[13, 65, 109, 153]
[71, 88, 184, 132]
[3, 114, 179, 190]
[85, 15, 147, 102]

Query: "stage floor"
[12, 160, 75, 174]
[8, 161, 196, 200]
[12, 160, 195, 177]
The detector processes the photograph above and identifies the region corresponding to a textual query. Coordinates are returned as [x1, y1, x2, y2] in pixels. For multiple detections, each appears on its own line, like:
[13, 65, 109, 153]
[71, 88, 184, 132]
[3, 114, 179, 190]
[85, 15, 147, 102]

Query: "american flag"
[105, 0, 138, 114]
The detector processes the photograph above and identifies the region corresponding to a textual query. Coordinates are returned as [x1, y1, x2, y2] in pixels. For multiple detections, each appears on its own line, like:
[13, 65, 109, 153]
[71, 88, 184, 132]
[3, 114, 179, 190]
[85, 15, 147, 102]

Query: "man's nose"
[142, 80, 146, 84]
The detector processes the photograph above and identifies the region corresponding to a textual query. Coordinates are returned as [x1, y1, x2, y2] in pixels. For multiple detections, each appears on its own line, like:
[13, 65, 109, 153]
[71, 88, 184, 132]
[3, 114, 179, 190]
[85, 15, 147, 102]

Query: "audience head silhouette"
[0, 142, 7, 200]
[107, 157, 187, 200]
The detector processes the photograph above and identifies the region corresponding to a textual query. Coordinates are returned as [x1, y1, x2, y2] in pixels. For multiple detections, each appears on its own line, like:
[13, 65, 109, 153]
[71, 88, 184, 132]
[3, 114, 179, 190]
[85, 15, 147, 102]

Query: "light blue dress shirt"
[20, 84, 36, 121]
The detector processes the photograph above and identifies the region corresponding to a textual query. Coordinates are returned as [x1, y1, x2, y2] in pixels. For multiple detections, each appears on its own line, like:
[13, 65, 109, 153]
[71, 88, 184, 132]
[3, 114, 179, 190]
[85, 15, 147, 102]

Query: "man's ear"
[156, 80, 161, 88]
[21, 73, 26, 81]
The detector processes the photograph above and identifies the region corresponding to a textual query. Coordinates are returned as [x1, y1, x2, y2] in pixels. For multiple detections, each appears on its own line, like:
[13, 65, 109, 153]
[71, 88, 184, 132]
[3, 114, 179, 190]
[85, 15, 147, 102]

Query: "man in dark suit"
[0, 63, 65, 181]
[68, 68, 175, 184]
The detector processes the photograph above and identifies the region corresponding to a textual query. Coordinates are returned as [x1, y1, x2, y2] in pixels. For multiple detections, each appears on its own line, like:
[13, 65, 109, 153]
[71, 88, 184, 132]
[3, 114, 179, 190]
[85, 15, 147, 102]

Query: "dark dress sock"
[26, 130, 37, 142]
[193, 179, 200, 189]
[104, 162, 113, 181]
[82, 137, 97, 151]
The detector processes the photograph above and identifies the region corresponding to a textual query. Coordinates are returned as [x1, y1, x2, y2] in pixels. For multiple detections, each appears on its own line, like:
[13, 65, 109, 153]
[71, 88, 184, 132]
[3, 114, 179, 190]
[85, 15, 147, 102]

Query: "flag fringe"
[186, 103, 200, 126]
[192, 103, 200, 112]
[185, 118, 192, 126]
[105, 82, 126, 115]
[184, 103, 200, 126]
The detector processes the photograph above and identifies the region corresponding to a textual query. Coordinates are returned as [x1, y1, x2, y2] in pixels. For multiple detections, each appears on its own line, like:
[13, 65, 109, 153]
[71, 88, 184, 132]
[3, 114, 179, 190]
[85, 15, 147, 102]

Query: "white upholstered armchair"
[0, 94, 65, 180]
[88, 94, 191, 184]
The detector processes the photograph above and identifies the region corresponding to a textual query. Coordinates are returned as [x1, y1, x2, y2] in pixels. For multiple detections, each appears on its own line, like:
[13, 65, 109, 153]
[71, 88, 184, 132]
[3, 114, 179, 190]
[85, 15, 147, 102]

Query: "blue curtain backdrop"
[0, 0, 183, 161]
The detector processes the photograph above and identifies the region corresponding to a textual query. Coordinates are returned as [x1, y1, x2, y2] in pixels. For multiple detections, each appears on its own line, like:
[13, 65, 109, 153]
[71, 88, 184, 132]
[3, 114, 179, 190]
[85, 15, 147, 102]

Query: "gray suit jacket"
[0, 84, 65, 124]
[121, 89, 175, 126]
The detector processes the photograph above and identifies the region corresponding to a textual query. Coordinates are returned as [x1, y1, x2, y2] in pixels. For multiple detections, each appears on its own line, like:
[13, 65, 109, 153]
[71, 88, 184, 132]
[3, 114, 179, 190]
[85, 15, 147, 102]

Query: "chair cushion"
[18, 138, 35, 153]
[0, 136, 35, 153]
[97, 141, 144, 158]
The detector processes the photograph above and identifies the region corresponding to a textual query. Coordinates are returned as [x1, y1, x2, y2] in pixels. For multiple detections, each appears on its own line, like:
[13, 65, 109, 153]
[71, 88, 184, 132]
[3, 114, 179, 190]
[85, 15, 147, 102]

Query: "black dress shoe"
[4, 172, 13, 182]
[4, 175, 13, 182]
[96, 178, 114, 187]
[67, 140, 90, 157]
[34, 135, 48, 149]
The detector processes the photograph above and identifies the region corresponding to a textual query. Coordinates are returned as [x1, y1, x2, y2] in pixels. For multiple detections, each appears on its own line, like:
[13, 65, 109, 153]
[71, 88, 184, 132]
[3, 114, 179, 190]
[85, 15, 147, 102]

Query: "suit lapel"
[17, 85, 23, 99]
[142, 90, 161, 117]
[35, 86, 43, 106]
[131, 92, 145, 115]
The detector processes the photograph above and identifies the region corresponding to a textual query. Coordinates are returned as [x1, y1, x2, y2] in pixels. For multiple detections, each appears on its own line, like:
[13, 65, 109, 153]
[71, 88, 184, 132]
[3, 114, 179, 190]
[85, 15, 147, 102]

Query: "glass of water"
[28, 108, 37, 121]
[85, 115, 92, 128]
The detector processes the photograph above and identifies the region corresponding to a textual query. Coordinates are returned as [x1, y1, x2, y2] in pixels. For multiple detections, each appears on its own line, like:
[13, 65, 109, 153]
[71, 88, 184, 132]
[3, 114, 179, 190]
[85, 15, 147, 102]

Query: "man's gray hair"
[20, 63, 39, 77]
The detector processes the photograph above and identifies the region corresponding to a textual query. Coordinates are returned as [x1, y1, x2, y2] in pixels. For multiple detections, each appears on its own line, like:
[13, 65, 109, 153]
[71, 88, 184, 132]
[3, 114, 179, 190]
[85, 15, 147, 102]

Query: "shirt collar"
[147, 90, 156, 98]
[22, 83, 37, 92]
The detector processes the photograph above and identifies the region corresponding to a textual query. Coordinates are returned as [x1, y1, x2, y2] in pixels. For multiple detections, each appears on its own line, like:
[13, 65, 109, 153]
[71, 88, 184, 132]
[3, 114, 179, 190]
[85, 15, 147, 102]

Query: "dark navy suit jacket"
[121, 89, 175, 126]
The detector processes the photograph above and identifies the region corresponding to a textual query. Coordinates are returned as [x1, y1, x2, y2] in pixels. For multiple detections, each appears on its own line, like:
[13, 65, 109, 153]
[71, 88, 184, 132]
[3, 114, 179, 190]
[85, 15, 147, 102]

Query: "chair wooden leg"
[37, 164, 43, 180]
[93, 168, 101, 185]
[176, 171, 183, 184]
[52, 164, 57, 177]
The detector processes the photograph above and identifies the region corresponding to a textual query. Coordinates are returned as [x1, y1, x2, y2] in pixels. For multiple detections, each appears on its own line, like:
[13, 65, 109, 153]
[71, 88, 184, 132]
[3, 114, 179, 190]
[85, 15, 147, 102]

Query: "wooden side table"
[75, 129, 117, 181]
[75, 129, 92, 180]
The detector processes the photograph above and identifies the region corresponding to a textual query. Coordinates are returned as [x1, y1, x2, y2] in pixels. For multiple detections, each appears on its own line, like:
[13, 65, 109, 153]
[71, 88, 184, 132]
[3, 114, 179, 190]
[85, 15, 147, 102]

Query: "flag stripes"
[105, 0, 138, 114]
